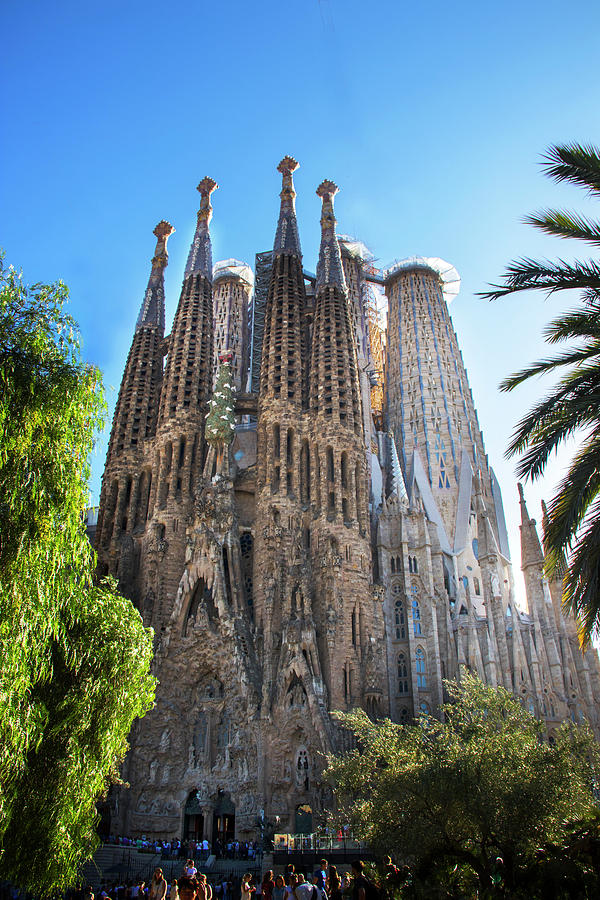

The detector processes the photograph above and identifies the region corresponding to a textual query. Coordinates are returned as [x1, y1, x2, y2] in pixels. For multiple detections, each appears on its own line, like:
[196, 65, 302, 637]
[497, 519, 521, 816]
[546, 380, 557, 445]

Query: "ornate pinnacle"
[317, 179, 339, 233]
[185, 178, 217, 279]
[273, 156, 301, 256]
[197, 177, 218, 225]
[278, 155, 299, 206]
[315, 179, 346, 292]
[151, 220, 175, 270]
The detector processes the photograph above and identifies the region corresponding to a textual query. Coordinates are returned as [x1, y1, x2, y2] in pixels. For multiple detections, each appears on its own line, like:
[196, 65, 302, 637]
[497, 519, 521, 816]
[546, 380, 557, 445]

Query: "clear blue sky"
[3, 0, 600, 598]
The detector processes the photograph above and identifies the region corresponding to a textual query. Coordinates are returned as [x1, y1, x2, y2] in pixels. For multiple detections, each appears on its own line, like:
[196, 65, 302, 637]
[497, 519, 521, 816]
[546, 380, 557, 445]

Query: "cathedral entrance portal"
[183, 791, 204, 841]
[213, 791, 235, 845]
[295, 804, 313, 834]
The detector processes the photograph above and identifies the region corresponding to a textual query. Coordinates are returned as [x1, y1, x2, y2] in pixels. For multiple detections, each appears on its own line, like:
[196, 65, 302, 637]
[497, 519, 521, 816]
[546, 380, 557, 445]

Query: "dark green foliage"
[0, 259, 155, 893]
[325, 673, 600, 898]
[480, 143, 600, 644]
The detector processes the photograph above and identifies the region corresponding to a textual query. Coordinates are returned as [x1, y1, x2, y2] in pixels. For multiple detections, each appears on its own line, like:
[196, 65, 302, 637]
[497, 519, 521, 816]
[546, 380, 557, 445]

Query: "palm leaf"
[525, 209, 600, 246]
[480, 258, 600, 301]
[542, 144, 600, 196]
[559, 502, 600, 646]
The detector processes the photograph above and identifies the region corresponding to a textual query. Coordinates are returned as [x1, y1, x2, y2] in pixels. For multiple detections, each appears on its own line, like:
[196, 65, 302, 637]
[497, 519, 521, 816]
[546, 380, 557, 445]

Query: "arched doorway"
[184, 791, 204, 841]
[295, 803, 313, 834]
[213, 790, 235, 846]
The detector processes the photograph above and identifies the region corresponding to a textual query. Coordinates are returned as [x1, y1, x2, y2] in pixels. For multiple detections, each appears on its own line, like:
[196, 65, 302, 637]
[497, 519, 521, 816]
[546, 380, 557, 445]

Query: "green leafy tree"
[0, 259, 155, 893]
[481, 143, 600, 643]
[325, 673, 600, 898]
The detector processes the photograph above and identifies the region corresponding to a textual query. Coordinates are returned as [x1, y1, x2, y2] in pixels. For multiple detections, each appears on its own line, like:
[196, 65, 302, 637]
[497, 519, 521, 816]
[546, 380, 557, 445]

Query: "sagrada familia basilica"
[95, 157, 600, 843]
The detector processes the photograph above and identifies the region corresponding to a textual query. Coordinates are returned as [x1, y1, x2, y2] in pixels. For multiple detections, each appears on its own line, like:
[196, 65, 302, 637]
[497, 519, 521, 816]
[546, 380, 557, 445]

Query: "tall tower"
[308, 180, 386, 716]
[212, 260, 253, 391]
[143, 178, 218, 628]
[385, 259, 510, 610]
[95, 221, 174, 594]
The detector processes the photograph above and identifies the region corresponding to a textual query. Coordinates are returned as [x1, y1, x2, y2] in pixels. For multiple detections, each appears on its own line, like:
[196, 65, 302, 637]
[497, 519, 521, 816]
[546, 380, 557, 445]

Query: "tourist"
[177, 878, 198, 900]
[197, 874, 212, 900]
[293, 875, 312, 900]
[149, 870, 167, 900]
[240, 875, 255, 900]
[326, 868, 341, 900]
[271, 876, 285, 900]
[283, 873, 296, 900]
[169, 880, 179, 900]
[260, 871, 274, 900]
[183, 861, 197, 879]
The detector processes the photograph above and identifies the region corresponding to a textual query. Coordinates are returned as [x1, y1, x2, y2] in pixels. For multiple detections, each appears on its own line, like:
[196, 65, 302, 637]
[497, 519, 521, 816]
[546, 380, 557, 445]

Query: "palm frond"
[525, 209, 600, 246]
[543, 306, 600, 343]
[543, 433, 600, 555]
[558, 501, 600, 646]
[500, 345, 600, 391]
[542, 144, 600, 196]
[480, 257, 600, 301]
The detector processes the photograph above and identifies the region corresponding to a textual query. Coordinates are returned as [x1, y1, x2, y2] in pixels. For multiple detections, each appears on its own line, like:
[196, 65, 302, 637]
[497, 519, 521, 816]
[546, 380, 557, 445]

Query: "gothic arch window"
[395, 600, 406, 640]
[472, 538, 479, 560]
[419, 701, 430, 716]
[416, 647, 426, 688]
[412, 599, 422, 637]
[473, 576, 481, 596]
[391, 557, 395, 574]
[399, 707, 410, 725]
[397, 653, 409, 694]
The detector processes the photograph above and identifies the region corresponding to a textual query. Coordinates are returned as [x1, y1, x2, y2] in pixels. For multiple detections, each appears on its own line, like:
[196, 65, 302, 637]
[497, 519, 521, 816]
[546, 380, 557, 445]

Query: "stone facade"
[96, 158, 600, 843]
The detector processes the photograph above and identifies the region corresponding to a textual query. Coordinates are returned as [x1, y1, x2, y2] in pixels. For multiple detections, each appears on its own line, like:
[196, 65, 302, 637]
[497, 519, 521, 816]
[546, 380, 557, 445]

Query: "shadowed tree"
[481, 143, 600, 644]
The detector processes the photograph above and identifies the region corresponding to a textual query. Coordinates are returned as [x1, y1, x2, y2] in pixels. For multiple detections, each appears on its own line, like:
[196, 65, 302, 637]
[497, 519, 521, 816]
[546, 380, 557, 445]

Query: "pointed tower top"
[315, 179, 346, 292]
[185, 177, 218, 279]
[273, 156, 302, 256]
[136, 220, 174, 333]
[518, 483, 544, 569]
[151, 220, 175, 269]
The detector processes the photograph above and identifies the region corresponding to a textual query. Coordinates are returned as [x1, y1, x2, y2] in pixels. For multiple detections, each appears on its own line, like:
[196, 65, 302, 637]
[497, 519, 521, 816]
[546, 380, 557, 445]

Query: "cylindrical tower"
[212, 259, 253, 392]
[385, 258, 508, 611]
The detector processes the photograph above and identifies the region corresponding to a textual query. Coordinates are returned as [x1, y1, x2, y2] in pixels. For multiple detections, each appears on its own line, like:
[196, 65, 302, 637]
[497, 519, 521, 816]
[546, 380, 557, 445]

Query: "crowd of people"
[60, 856, 407, 900]
[102, 837, 259, 862]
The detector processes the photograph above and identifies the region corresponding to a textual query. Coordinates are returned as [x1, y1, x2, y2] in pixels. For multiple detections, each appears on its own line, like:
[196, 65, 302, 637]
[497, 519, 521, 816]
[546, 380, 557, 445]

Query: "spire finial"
[317, 179, 339, 231]
[185, 177, 218, 279]
[151, 220, 175, 271]
[136, 221, 174, 333]
[278, 155, 299, 203]
[197, 176, 218, 226]
[315, 179, 346, 292]
[273, 156, 301, 256]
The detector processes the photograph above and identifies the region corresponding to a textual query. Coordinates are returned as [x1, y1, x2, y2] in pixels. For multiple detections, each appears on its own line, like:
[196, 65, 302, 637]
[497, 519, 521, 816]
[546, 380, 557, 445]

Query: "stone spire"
[315, 180, 346, 292]
[258, 157, 306, 405]
[136, 220, 175, 335]
[185, 177, 218, 279]
[309, 178, 361, 432]
[273, 156, 301, 256]
[518, 483, 544, 569]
